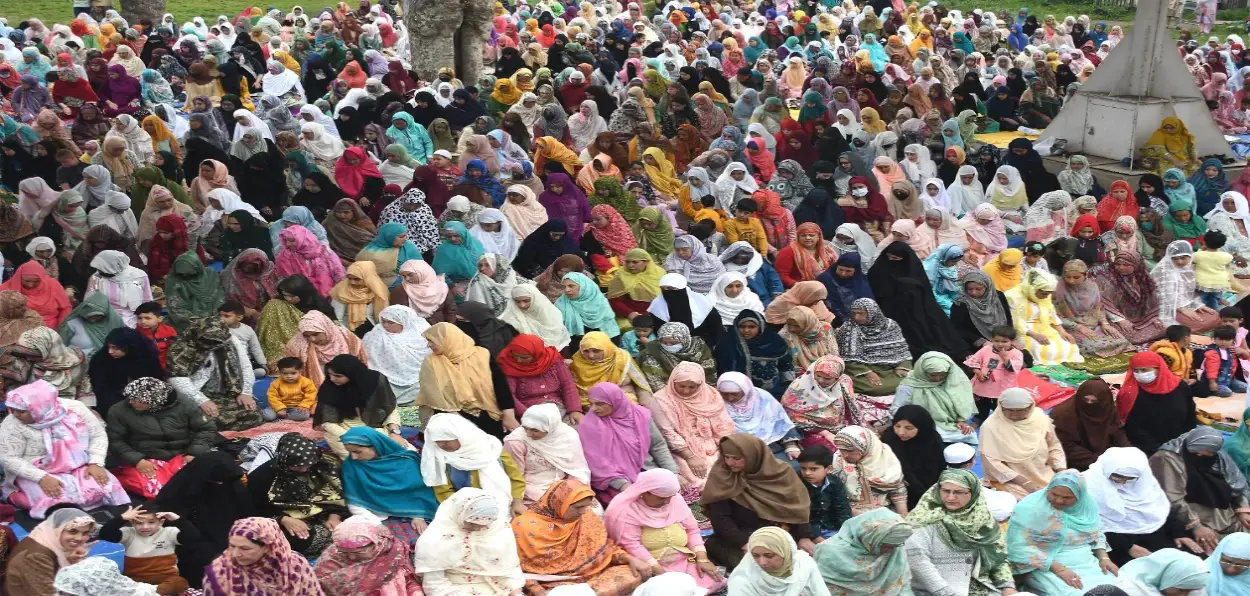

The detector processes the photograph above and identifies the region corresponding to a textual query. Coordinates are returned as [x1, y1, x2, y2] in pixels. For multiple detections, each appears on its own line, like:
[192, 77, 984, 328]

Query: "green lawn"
[8, 0, 258, 30]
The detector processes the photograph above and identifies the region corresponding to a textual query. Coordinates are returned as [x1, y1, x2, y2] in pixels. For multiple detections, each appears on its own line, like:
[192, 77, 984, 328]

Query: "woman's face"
[227, 535, 268, 567]
[799, 231, 820, 248]
[723, 280, 744, 298]
[673, 379, 701, 397]
[1046, 485, 1077, 510]
[751, 546, 786, 574]
[675, 246, 693, 261]
[1077, 226, 1096, 240]
[892, 419, 918, 441]
[1114, 260, 1136, 276]
[562, 279, 581, 299]
[940, 482, 974, 511]
[1064, 270, 1086, 286]
[737, 319, 760, 340]
[302, 330, 329, 345]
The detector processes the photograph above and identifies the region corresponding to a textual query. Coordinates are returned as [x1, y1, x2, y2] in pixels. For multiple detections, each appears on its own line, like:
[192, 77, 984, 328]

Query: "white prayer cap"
[944, 442, 976, 465]
[985, 489, 1018, 522]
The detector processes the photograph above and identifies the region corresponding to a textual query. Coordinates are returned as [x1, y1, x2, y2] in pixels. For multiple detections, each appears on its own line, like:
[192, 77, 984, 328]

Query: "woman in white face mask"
[1117, 351, 1197, 458]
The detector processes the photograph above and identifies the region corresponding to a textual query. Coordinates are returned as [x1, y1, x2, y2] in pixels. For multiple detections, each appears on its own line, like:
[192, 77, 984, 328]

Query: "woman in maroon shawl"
[85, 57, 110, 97]
[559, 71, 590, 114]
[539, 172, 592, 240]
[146, 214, 207, 283]
[382, 61, 416, 96]
[52, 69, 98, 119]
[100, 64, 142, 117]
[222, 248, 281, 316]
[404, 165, 453, 217]
[776, 124, 818, 169]
[839, 175, 892, 235]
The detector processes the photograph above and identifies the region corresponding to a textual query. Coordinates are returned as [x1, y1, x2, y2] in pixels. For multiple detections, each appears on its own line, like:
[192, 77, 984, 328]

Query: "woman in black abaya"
[881, 405, 947, 510]
[866, 241, 969, 361]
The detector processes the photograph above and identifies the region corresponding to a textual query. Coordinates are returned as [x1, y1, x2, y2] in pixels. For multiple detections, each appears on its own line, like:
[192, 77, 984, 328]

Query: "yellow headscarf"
[982, 248, 1023, 292]
[329, 261, 390, 332]
[606, 248, 664, 300]
[417, 322, 501, 418]
[698, 81, 728, 105]
[141, 115, 180, 156]
[491, 78, 525, 105]
[860, 108, 887, 134]
[643, 69, 668, 99]
[641, 147, 683, 198]
[272, 50, 302, 76]
[534, 137, 583, 175]
[569, 331, 642, 403]
[1144, 117, 1196, 157]
[513, 68, 535, 92]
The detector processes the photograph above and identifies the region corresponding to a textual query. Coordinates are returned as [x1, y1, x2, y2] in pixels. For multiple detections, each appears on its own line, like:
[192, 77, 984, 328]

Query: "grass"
[7, 0, 259, 31]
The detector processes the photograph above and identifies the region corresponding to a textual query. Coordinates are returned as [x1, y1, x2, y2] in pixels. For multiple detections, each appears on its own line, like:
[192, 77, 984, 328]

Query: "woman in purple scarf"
[99, 65, 141, 117]
[538, 172, 591, 240]
[11, 75, 53, 123]
[576, 382, 664, 506]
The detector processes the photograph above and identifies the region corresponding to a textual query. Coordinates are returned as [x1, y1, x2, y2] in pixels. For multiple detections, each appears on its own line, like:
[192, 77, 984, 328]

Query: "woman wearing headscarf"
[1098, 251, 1168, 344]
[201, 517, 322, 595]
[980, 387, 1067, 500]
[412, 487, 526, 594]
[379, 188, 441, 253]
[1005, 471, 1118, 594]
[55, 291, 123, 360]
[0, 260, 71, 328]
[700, 433, 812, 570]
[313, 514, 422, 595]
[386, 259, 455, 325]
[726, 526, 829, 596]
[1116, 350, 1197, 458]
[1153, 240, 1221, 331]
[1051, 259, 1133, 357]
[82, 249, 150, 327]
[161, 251, 224, 333]
[417, 320, 513, 436]
[1206, 533, 1250, 593]
[5, 508, 97, 594]
[1005, 268, 1084, 365]
[243, 431, 347, 559]
[1152, 427, 1250, 543]
[648, 360, 736, 495]
[813, 508, 913, 594]
[905, 468, 1015, 594]
[1046, 377, 1131, 473]
[1083, 447, 1174, 567]
[321, 199, 376, 267]
[868, 241, 969, 361]
[274, 225, 347, 297]
[1113, 548, 1210, 594]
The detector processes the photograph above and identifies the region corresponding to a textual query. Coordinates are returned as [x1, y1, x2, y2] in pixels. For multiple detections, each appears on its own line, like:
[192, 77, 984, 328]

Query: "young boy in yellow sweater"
[1194, 230, 1234, 309]
[1149, 324, 1194, 382]
[264, 357, 318, 421]
[723, 198, 770, 255]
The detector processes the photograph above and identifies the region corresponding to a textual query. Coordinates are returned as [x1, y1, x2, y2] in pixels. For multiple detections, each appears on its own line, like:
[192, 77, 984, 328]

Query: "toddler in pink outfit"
[963, 325, 1025, 426]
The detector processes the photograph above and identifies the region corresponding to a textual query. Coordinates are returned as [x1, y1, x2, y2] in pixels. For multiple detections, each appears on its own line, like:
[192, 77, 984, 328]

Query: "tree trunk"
[119, 0, 165, 25]
[405, 0, 492, 85]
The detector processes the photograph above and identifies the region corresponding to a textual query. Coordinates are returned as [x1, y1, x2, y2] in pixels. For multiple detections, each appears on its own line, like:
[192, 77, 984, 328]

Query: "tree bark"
[119, 0, 165, 26]
[405, 0, 492, 85]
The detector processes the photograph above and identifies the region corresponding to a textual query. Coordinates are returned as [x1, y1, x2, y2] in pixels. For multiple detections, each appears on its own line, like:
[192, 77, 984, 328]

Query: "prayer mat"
[1196, 395, 1247, 433]
[1027, 364, 1095, 389]
[397, 405, 423, 429]
[1065, 352, 1134, 375]
[219, 418, 324, 442]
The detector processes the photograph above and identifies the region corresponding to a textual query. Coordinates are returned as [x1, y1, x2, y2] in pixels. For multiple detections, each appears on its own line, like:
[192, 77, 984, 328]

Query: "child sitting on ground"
[963, 325, 1025, 425]
[264, 356, 318, 421]
[1199, 325, 1246, 397]
[1149, 324, 1194, 382]
[1220, 306, 1250, 382]
[621, 314, 656, 358]
[135, 301, 176, 369]
[1194, 230, 1234, 308]
[97, 505, 199, 595]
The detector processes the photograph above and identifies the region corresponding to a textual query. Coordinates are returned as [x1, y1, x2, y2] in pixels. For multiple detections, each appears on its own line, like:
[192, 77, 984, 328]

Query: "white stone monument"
[1037, 0, 1234, 164]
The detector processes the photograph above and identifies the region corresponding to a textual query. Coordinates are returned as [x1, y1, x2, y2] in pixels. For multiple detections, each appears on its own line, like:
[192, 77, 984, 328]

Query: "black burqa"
[511, 219, 581, 278]
[866, 241, 969, 360]
[1004, 137, 1060, 203]
[315, 354, 396, 427]
[87, 327, 164, 416]
[881, 405, 947, 509]
[792, 188, 844, 237]
[154, 451, 253, 589]
[455, 301, 519, 359]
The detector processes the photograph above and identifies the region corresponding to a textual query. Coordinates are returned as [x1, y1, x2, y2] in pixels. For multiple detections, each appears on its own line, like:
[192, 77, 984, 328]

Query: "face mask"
[893, 191, 909, 199]
[662, 343, 683, 352]
[1133, 370, 1157, 384]
[1140, 222, 1154, 231]
[852, 187, 868, 197]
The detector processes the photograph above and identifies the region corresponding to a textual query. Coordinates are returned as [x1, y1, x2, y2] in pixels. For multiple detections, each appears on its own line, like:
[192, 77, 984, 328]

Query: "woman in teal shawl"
[798, 90, 830, 127]
[1006, 470, 1117, 595]
[386, 112, 434, 165]
[744, 37, 766, 66]
[1117, 549, 1209, 594]
[813, 508, 913, 594]
[781, 36, 803, 59]
[922, 244, 965, 315]
[357, 221, 422, 287]
[57, 292, 124, 357]
[432, 221, 484, 301]
[1208, 533, 1250, 595]
[140, 69, 176, 105]
[1163, 167, 1198, 205]
[1225, 406, 1250, 479]
[1, 114, 41, 147]
[1162, 196, 1207, 245]
[897, 351, 976, 442]
[340, 426, 439, 522]
[952, 31, 975, 54]
[861, 34, 890, 71]
[554, 271, 620, 338]
[164, 251, 227, 332]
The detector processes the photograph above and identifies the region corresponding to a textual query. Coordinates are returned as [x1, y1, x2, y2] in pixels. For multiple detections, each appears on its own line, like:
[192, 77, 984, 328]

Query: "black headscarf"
[444, 88, 486, 131]
[455, 301, 518, 358]
[495, 47, 526, 79]
[866, 241, 969, 360]
[1005, 137, 1060, 202]
[182, 137, 232, 183]
[314, 354, 393, 426]
[154, 451, 252, 550]
[302, 53, 338, 101]
[276, 274, 336, 318]
[87, 327, 165, 416]
[335, 106, 365, 142]
[792, 188, 844, 236]
[881, 404, 947, 510]
[818, 252, 873, 324]
[291, 172, 349, 216]
[678, 66, 701, 95]
[1136, 173, 1168, 206]
[955, 71, 986, 101]
[511, 219, 579, 278]
[157, 150, 183, 184]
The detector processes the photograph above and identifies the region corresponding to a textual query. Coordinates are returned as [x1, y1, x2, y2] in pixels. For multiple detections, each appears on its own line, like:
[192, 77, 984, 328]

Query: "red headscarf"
[0, 262, 71, 328]
[746, 140, 777, 183]
[496, 333, 561, 377]
[337, 62, 368, 88]
[1115, 351, 1181, 421]
[840, 176, 891, 224]
[334, 146, 384, 198]
[1095, 180, 1139, 232]
[1069, 213, 1102, 236]
[777, 124, 818, 169]
[147, 214, 207, 282]
[382, 61, 416, 96]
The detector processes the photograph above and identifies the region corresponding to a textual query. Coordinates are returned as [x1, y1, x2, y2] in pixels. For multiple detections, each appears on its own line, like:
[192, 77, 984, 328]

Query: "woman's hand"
[326, 514, 342, 531]
[1053, 566, 1082, 590]
[565, 411, 584, 426]
[865, 370, 882, 386]
[686, 453, 708, 477]
[280, 516, 310, 540]
[1058, 330, 1077, 344]
[1028, 331, 1050, 345]
[410, 517, 428, 533]
[1097, 555, 1118, 576]
[502, 410, 520, 432]
[39, 475, 63, 497]
[1194, 524, 1221, 552]
[511, 498, 527, 518]
[695, 558, 723, 581]
[86, 464, 109, 486]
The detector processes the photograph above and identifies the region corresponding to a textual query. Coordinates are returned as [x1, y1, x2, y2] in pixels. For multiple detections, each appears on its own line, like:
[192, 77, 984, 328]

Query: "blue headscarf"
[1163, 168, 1198, 205]
[744, 37, 766, 65]
[1209, 533, 1250, 595]
[455, 158, 507, 207]
[270, 205, 328, 251]
[818, 252, 874, 324]
[1089, 22, 1109, 47]
[940, 118, 965, 151]
[1008, 25, 1029, 52]
[0, 115, 40, 145]
[431, 220, 484, 282]
[365, 221, 423, 272]
[1007, 471, 1102, 570]
[922, 244, 965, 315]
[340, 427, 439, 519]
[554, 271, 620, 337]
[952, 31, 975, 55]
[862, 34, 889, 71]
[386, 111, 434, 164]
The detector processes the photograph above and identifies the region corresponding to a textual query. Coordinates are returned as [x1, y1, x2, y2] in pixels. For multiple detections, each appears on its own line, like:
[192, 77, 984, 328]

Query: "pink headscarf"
[398, 260, 449, 317]
[203, 517, 323, 595]
[17, 179, 62, 229]
[6, 380, 90, 475]
[576, 383, 652, 492]
[274, 225, 346, 296]
[604, 468, 694, 536]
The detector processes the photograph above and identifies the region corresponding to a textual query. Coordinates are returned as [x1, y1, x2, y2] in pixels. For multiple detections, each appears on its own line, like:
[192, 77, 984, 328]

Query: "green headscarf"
[633, 206, 675, 262]
[554, 271, 621, 337]
[425, 118, 458, 153]
[1007, 471, 1102, 573]
[591, 177, 640, 223]
[363, 221, 422, 271]
[220, 209, 274, 262]
[798, 90, 828, 123]
[384, 143, 418, 168]
[56, 292, 124, 354]
[131, 166, 192, 214]
[321, 40, 347, 69]
[431, 221, 484, 282]
[956, 110, 979, 147]
[1225, 405, 1250, 478]
[907, 469, 1009, 574]
[1162, 197, 1208, 240]
[814, 508, 913, 593]
[898, 352, 976, 431]
[164, 251, 227, 332]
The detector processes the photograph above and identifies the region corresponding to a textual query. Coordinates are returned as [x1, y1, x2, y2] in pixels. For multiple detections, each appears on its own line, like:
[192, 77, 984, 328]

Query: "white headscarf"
[1207, 190, 1250, 222]
[420, 414, 517, 518]
[832, 223, 878, 271]
[298, 104, 340, 138]
[87, 193, 139, 238]
[648, 273, 715, 328]
[361, 305, 431, 404]
[201, 188, 263, 233]
[503, 403, 591, 486]
[714, 162, 760, 212]
[88, 250, 150, 319]
[719, 241, 764, 277]
[412, 487, 525, 589]
[231, 109, 274, 142]
[948, 164, 986, 216]
[468, 208, 520, 262]
[902, 144, 937, 186]
[498, 284, 571, 350]
[106, 114, 156, 164]
[919, 177, 953, 211]
[707, 271, 764, 325]
[1083, 446, 1170, 535]
[299, 121, 346, 163]
[567, 99, 608, 153]
[727, 528, 829, 596]
[261, 60, 305, 101]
